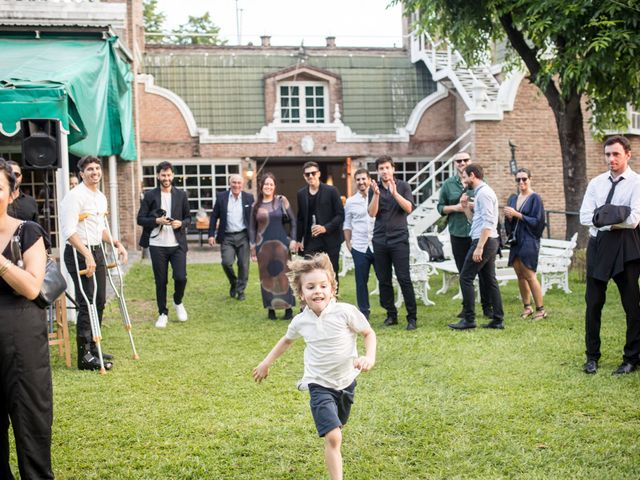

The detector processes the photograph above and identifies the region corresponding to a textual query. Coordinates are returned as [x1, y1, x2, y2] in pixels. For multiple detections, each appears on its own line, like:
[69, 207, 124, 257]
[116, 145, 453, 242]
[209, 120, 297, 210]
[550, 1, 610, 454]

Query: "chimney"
[261, 35, 271, 47]
[326, 36, 336, 48]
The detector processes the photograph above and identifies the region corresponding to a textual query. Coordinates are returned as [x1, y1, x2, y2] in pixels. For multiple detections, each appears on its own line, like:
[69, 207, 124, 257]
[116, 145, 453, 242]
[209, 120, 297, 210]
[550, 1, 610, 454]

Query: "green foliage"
[143, 0, 166, 43]
[399, 0, 640, 134]
[171, 12, 227, 46]
[17, 263, 640, 478]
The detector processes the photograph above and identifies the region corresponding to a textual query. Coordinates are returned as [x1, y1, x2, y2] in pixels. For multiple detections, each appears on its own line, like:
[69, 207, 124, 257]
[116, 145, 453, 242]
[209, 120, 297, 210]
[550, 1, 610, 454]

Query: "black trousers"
[373, 240, 417, 322]
[220, 231, 250, 295]
[451, 234, 492, 315]
[0, 298, 53, 480]
[585, 260, 640, 364]
[459, 238, 504, 322]
[303, 245, 341, 286]
[65, 245, 106, 346]
[149, 245, 187, 315]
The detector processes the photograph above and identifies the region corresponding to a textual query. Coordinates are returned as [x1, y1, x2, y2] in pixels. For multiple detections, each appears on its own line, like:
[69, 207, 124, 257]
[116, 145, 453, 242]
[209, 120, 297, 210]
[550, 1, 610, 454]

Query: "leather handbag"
[11, 222, 67, 308]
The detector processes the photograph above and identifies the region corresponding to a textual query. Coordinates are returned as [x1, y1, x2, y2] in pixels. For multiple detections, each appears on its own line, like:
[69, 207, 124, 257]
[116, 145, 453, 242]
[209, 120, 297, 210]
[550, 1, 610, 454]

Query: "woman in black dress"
[0, 158, 53, 479]
[250, 173, 297, 320]
[504, 168, 547, 320]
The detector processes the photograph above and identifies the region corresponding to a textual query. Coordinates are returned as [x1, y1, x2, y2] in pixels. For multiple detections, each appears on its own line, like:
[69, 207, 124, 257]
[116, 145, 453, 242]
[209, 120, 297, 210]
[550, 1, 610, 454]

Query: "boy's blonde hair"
[286, 253, 338, 300]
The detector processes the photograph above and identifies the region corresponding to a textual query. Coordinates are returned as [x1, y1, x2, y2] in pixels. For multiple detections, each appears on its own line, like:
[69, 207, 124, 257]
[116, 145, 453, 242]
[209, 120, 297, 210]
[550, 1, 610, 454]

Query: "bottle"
[311, 214, 316, 227]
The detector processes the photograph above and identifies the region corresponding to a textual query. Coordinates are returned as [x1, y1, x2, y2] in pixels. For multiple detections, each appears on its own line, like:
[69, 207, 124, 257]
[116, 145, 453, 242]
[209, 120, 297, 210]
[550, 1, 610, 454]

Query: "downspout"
[108, 155, 119, 238]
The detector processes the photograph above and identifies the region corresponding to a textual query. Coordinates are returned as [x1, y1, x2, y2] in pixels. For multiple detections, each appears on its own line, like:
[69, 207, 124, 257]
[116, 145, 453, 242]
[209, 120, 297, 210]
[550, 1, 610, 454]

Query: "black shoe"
[91, 350, 114, 361]
[267, 309, 277, 320]
[383, 316, 398, 326]
[283, 308, 293, 320]
[612, 362, 638, 375]
[448, 319, 476, 330]
[230, 284, 237, 298]
[79, 351, 113, 371]
[583, 360, 598, 374]
[406, 321, 417, 331]
[236, 292, 246, 301]
[481, 320, 504, 329]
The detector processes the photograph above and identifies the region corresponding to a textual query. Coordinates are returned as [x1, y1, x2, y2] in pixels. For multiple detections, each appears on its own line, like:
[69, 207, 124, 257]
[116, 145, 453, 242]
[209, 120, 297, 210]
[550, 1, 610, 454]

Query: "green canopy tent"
[0, 35, 136, 161]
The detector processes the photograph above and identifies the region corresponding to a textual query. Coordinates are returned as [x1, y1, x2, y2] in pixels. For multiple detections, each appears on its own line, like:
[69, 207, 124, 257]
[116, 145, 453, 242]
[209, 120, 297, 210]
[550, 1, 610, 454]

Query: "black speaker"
[20, 119, 62, 169]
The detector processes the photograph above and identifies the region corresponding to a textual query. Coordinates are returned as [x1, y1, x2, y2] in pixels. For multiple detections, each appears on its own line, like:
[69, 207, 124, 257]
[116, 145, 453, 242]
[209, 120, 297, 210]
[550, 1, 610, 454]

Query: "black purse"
[11, 222, 67, 308]
[278, 195, 291, 224]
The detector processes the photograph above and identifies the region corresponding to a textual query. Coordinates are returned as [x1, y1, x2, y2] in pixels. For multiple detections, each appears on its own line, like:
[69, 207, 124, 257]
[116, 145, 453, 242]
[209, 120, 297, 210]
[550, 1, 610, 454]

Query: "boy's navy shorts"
[308, 380, 356, 437]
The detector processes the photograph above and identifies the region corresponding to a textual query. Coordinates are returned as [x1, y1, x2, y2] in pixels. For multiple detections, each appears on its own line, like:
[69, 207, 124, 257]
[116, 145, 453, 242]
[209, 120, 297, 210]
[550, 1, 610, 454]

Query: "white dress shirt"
[149, 191, 178, 247]
[226, 192, 245, 232]
[344, 191, 374, 253]
[469, 182, 498, 240]
[60, 182, 107, 246]
[285, 300, 371, 390]
[580, 167, 640, 237]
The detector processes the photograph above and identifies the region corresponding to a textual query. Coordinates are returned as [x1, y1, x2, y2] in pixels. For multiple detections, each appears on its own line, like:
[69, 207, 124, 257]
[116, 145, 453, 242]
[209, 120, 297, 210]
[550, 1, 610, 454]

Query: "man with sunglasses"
[437, 152, 492, 319]
[7, 161, 38, 222]
[296, 161, 344, 277]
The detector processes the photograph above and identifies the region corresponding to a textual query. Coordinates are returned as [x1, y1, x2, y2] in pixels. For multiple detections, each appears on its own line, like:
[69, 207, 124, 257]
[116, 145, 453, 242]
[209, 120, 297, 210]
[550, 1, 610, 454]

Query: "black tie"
[605, 177, 624, 204]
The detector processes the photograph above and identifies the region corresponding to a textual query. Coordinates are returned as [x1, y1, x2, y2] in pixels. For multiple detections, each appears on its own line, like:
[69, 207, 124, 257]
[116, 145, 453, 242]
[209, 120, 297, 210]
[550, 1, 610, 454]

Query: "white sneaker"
[155, 313, 168, 328]
[174, 303, 188, 322]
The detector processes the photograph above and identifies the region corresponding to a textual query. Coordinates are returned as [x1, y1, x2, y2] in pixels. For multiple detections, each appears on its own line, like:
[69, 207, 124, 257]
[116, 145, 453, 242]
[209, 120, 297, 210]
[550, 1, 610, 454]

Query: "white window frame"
[142, 159, 241, 217]
[278, 81, 328, 124]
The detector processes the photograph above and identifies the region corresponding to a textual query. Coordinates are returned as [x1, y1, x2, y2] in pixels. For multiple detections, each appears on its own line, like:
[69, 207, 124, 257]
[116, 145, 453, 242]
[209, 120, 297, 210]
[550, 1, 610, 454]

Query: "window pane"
[292, 86, 299, 95]
[186, 176, 198, 186]
[215, 165, 226, 175]
[200, 165, 211, 174]
[280, 86, 288, 95]
[228, 165, 239, 174]
[305, 86, 314, 96]
[201, 175, 212, 186]
[291, 98, 299, 107]
[316, 97, 324, 107]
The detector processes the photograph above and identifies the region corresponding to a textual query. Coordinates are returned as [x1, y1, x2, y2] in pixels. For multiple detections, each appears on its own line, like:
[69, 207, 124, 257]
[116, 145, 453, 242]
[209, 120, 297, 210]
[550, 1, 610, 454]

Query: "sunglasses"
[515, 177, 529, 183]
[304, 171, 319, 178]
[455, 158, 470, 164]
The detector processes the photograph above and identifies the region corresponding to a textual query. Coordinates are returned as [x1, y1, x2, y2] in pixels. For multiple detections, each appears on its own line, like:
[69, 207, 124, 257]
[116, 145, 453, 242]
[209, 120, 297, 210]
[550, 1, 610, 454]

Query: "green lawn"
[23, 262, 640, 479]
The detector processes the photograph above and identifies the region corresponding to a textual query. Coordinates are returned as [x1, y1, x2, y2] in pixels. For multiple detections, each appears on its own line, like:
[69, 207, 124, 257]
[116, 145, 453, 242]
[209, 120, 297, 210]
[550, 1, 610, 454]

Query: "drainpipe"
[108, 155, 119, 239]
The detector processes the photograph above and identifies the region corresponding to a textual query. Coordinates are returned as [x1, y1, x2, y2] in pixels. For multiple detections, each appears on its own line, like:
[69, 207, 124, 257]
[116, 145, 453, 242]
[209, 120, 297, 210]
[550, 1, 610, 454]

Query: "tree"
[143, 0, 166, 43]
[171, 12, 227, 46]
[399, 0, 640, 239]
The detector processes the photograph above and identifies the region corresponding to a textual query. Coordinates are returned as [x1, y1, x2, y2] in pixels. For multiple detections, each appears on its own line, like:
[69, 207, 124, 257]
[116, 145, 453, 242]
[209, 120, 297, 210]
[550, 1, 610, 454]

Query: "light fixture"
[245, 158, 254, 188]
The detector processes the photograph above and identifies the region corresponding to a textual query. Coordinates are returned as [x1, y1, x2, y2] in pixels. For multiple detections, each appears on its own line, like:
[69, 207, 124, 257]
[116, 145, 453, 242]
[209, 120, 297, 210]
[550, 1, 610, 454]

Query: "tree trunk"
[549, 93, 588, 242]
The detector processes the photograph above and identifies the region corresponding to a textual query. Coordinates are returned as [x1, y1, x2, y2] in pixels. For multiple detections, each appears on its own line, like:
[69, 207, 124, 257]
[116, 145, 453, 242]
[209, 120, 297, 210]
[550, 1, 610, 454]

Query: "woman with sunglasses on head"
[503, 168, 547, 320]
[0, 158, 53, 479]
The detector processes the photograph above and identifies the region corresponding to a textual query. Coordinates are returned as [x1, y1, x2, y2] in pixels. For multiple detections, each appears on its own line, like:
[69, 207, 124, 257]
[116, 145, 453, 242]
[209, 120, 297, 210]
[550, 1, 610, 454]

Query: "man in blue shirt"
[448, 164, 504, 330]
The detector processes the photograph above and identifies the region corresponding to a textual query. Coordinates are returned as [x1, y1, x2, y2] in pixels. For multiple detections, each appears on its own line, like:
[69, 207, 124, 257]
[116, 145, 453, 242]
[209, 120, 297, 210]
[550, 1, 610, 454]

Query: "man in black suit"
[208, 174, 254, 301]
[7, 161, 38, 222]
[295, 161, 345, 277]
[137, 161, 191, 328]
[580, 135, 640, 375]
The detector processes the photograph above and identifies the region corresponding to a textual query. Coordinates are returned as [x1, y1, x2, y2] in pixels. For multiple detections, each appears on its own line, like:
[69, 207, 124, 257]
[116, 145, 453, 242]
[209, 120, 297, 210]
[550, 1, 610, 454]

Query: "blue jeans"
[351, 247, 376, 318]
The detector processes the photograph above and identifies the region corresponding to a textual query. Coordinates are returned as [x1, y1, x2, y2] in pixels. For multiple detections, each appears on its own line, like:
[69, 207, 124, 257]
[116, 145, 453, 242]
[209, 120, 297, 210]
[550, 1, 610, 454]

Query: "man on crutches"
[60, 156, 128, 371]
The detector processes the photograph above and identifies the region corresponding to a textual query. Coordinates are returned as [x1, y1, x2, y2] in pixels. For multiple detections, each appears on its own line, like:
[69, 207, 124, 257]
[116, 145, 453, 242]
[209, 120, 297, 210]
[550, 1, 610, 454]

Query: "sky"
[154, 0, 405, 48]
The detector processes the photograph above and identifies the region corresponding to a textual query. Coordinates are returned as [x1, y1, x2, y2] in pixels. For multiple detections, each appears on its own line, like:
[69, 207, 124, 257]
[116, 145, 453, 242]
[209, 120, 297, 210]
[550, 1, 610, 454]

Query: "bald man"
[209, 174, 255, 300]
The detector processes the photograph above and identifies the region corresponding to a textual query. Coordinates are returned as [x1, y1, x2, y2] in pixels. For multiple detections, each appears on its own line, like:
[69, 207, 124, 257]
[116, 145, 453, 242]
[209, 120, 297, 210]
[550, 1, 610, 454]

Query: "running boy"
[253, 253, 376, 480]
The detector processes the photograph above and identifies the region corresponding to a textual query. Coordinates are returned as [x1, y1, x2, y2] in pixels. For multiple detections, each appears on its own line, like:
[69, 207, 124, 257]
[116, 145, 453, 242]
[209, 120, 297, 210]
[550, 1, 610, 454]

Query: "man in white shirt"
[448, 164, 504, 330]
[208, 174, 254, 300]
[61, 156, 127, 371]
[579, 135, 640, 375]
[343, 168, 376, 319]
[137, 161, 191, 328]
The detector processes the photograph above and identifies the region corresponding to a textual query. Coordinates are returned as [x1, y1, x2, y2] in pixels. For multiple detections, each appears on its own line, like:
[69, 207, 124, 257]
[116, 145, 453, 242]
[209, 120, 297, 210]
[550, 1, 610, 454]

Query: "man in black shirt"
[7, 161, 38, 222]
[296, 161, 344, 277]
[368, 156, 417, 330]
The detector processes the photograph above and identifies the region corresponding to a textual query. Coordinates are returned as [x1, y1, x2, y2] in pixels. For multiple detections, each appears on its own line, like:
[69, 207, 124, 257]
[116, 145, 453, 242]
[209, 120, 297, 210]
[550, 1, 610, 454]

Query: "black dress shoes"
[406, 321, 417, 331]
[79, 351, 113, 371]
[481, 320, 504, 329]
[612, 362, 638, 375]
[283, 308, 293, 320]
[267, 309, 277, 320]
[448, 319, 476, 330]
[236, 292, 246, 301]
[383, 316, 398, 326]
[583, 360, 598, 374]
[229, 284, 237, 298]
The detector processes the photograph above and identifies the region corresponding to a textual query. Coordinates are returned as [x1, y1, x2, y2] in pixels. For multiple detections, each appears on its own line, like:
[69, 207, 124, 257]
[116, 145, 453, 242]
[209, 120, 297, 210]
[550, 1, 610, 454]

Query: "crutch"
[73, 213, 108, 374]
[100, 212, 139, 360]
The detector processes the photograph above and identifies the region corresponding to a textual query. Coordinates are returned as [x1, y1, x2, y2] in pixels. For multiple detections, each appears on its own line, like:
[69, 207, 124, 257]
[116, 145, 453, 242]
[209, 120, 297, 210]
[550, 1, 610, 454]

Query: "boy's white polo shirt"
[285, 300, 371, 391]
